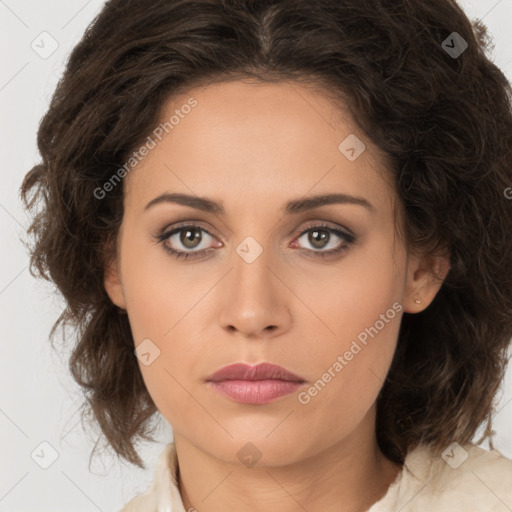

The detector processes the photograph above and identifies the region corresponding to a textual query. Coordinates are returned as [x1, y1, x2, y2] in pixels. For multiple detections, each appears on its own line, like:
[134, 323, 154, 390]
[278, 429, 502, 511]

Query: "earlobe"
[103, 257, 127, 310]
[403, 251, 451, 313]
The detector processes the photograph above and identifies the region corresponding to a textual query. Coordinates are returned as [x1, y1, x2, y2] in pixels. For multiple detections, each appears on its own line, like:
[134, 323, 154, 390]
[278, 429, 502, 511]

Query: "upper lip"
[206, 362, 306, 383]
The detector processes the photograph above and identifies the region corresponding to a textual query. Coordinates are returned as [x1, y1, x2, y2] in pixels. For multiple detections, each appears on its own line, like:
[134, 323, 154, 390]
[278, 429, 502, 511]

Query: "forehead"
[123, 80, 395, 218]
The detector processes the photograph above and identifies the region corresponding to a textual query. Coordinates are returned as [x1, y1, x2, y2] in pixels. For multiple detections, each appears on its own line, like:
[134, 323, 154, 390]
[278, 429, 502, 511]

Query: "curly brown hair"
[20, 0, 512, 469]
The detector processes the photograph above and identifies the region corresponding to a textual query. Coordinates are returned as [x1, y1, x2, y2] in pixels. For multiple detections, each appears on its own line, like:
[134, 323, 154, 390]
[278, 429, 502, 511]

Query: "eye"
[156, 224, 219, 260]
[291, 223, 356, 258]
[155, 222, 356, 261]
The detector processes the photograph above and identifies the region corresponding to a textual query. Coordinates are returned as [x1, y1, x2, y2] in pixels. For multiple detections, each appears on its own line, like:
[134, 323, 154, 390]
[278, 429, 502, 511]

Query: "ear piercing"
[414, 297, 422, 304]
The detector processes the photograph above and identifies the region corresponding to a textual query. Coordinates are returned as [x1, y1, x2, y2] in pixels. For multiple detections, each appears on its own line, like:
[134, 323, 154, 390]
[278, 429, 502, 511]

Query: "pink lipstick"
[206, 362, 306, 404]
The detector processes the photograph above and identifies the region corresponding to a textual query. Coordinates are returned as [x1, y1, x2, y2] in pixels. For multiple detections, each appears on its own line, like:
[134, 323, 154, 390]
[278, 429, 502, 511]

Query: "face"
[105, 79, 443, 466]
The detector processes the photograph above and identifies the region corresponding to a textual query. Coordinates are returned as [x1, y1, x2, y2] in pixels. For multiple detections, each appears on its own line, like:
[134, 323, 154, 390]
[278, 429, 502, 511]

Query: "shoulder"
[396, 442, 512, 511]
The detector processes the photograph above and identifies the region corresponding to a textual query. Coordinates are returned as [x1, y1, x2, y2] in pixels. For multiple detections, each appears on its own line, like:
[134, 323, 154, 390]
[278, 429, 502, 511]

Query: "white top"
[120, 442, 512, 511]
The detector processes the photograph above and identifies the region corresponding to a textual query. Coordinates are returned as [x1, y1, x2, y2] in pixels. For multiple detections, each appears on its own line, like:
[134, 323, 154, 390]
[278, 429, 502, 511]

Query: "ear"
[104, 254, 127, 310]
[403, 249, 451, 313]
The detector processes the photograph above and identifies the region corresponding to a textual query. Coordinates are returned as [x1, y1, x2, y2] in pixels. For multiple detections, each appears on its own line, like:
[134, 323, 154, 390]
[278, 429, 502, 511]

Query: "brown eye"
[179, 227, 203, 249]
[157, 224, 218, 260]
[307, 228, 331, 249]
[294, 224, 355, 256]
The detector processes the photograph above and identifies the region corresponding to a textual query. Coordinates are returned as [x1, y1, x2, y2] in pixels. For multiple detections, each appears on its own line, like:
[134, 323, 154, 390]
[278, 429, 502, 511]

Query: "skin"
[104, 79, 450, 512]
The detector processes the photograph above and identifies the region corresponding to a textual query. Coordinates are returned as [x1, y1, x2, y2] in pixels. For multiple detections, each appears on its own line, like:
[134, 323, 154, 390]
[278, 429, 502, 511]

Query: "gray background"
[1, 1, 511, 510]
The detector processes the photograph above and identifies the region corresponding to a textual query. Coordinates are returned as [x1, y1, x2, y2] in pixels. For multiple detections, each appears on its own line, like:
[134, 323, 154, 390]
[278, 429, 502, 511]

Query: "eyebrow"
[144, 192, 375, 215]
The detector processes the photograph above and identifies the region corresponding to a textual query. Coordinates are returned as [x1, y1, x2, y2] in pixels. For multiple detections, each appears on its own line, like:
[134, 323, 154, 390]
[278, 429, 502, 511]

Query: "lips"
[206, 363, 306, 405]
[206, 362, 306, 383]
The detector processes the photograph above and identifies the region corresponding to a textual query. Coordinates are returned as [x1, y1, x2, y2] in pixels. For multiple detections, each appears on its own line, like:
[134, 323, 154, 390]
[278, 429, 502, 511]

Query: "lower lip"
[207, 379, 304, 404]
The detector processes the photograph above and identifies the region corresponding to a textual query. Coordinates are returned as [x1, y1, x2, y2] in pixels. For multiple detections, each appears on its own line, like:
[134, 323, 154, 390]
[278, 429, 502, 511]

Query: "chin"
[193, 429, 318, 468]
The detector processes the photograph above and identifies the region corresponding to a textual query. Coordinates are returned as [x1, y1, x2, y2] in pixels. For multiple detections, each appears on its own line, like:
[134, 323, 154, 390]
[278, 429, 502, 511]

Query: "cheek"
[118, 236, 211, 420]
[120, 236, 185, 342]
[293, 242, 404, 414]
[294, 302, 401, 449]
[292, 235, 404, 346]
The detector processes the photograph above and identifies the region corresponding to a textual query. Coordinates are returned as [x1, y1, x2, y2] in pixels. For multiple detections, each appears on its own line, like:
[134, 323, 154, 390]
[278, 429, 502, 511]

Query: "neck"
[174, 411, 401, 512]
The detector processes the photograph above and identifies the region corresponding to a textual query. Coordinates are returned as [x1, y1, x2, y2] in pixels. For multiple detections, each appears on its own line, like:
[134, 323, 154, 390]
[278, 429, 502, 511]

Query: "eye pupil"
[180, 228, 201, 248]
[309, 229, 329, 248]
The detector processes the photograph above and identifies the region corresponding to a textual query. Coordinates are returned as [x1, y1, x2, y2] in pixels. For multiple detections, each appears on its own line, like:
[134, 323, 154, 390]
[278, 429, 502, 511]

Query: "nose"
[217, 245, 292, 341]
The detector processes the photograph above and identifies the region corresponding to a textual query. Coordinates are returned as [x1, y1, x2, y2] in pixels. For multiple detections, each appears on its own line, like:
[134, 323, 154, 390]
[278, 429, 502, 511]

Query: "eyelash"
[155, 222, 356, 261]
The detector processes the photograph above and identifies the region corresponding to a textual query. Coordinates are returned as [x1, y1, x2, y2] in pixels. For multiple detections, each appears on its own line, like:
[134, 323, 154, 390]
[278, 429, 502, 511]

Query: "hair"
[20, 0, 512, 469]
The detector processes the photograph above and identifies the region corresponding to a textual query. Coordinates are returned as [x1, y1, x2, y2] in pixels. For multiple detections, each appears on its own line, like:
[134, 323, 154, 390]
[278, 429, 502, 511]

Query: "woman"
[20, 0, 512, 510]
